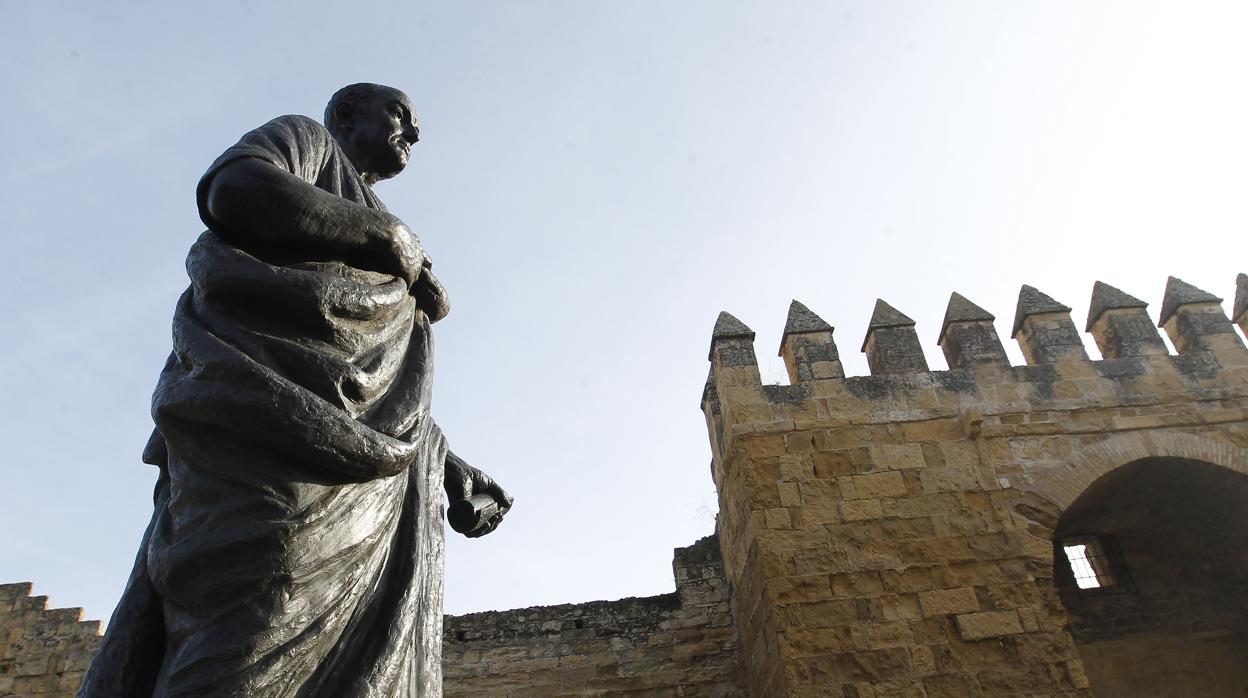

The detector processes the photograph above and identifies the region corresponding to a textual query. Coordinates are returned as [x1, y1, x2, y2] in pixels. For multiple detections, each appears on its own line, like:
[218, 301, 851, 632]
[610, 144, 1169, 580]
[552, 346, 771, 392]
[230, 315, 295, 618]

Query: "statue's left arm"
[444, 451, 512, 537]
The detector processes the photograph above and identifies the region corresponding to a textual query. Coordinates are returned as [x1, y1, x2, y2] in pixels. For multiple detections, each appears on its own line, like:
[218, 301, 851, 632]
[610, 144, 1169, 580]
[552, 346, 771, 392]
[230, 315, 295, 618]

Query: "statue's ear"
[334, 100, 355, 133]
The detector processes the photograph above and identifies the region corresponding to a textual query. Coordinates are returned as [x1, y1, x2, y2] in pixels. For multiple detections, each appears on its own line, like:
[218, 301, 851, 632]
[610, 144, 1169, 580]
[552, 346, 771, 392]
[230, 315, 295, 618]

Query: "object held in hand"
[448, 494, 501, 535]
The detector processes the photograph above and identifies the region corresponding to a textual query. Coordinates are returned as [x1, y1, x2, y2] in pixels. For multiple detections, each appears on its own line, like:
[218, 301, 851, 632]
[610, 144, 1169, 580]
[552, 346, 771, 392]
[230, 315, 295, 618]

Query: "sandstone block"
[878, 594, 921, 622]
[871, 444, 927, 470]
[830, 572, 885, 599]
[954, 610, 1023, 640]
[909, 645, 937, 676]
[1066, 659, 1090, 689]
[917, 588, 980, 617]
[854, 621, 914, 649]
[841, 499, 884, 521]
[852, 472, 907, 499]
[764, 507, 792, 529]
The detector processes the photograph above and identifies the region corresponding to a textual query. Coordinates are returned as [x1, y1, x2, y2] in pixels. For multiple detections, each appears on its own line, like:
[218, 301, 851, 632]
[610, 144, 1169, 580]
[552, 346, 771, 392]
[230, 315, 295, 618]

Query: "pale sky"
[2, 1, 1246, 623]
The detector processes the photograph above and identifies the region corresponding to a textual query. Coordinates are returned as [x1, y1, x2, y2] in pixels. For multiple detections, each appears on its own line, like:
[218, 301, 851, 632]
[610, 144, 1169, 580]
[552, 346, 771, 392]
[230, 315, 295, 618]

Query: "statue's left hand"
[444, 450, 513, 538]
[413, 264, 450, 323]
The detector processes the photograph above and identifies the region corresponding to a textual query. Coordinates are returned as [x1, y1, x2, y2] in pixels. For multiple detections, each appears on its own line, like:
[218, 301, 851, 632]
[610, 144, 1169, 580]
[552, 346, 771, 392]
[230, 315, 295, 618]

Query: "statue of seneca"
[78, 84, 512, 698]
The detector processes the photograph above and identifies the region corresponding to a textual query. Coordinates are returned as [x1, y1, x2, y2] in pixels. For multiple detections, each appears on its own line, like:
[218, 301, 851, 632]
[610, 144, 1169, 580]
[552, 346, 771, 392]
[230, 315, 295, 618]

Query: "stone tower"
[701, 276, 1248, 697]
[7, 275, 1248, 697]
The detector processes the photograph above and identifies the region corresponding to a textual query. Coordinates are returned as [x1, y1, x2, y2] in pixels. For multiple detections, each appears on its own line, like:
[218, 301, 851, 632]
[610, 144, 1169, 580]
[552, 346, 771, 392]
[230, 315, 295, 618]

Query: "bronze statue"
[79, 84, 511, 697]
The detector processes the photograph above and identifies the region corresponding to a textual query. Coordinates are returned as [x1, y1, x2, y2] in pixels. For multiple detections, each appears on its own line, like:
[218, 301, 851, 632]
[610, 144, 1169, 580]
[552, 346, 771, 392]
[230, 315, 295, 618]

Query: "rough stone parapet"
[700, 275, 1248, 465]
[699, 273, 1248, 697]
[442, 534, 743, 696]
[0, 583, 102, 698]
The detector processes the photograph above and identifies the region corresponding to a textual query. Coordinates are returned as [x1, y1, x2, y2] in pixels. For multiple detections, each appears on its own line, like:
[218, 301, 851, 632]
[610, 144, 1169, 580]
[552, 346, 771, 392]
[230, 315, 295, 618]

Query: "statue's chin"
[377, 157, 407, 181]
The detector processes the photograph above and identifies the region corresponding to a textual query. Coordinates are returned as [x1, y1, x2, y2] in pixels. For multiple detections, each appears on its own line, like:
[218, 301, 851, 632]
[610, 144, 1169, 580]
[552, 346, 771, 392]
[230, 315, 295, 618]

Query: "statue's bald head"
[324, 83, 406, 135]
[324, 83, 420, 184]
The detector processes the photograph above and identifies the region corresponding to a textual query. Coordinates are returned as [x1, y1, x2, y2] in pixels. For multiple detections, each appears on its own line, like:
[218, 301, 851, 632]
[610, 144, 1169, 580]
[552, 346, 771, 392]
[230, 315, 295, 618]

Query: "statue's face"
[340, 87, 420, 183]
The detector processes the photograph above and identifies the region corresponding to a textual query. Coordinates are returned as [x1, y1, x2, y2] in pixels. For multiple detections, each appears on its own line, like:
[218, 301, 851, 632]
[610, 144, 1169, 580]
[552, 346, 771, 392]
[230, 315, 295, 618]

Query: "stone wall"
[443, 534, 743, 696]
[700, 276, 1248, 697]
[9, 274, 1248, 697]
[4, 535, 742, 698]
[5, 535, 742, 698]
[0, 583, 101, 698]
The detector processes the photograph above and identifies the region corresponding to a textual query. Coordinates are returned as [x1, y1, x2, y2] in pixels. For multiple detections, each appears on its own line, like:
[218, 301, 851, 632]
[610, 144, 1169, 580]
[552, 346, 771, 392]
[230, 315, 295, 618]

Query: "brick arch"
[1021, 430, 1248, 517]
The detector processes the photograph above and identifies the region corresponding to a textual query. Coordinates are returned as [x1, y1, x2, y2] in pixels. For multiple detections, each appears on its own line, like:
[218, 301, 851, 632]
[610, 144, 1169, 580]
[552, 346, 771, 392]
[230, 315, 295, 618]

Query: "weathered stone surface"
[1086, 281, 1148, 331]
[1158, 276, 1222, 326]
[0, 583, 101, 698]
[1011, 285, 1088, 364]
[939, 292, 1009, 369]
[700, 274, 1248, 697]
[778, 300, 843, 383]
[1086, 282, 1168, 359]
[709, 311, 756, 359]
[917, 587, 980, 617]
[955, 610, 1024, 640]
[1157, 276, 1245, 354]
[941, 292, 995, 332]
[442, 535, 743, 696]
[782, 299, 834, 336]
[862, 300, 929, 375]
[1012, 285, 1072, 337]
[1235, 273, 1248, 327]
[866, 299, 916, 332]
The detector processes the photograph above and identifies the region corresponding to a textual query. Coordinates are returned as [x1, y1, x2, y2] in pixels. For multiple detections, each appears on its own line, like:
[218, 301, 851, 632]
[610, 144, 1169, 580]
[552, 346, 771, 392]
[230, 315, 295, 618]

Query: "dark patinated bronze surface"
[79, 84, 511, 698]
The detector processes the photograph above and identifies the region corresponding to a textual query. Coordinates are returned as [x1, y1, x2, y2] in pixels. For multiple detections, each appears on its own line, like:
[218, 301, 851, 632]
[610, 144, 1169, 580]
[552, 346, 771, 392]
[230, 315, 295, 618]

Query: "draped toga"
[80, 116, 448, 697]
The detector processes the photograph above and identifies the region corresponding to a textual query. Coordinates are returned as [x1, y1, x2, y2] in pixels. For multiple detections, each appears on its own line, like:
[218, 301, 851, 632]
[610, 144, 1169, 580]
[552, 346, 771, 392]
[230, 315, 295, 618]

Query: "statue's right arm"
[203, 159, 423, 286]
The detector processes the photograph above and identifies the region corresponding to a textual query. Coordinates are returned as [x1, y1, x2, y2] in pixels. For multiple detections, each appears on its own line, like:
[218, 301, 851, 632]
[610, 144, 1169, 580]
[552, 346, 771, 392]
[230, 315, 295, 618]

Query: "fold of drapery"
[80, 231, 446, 697]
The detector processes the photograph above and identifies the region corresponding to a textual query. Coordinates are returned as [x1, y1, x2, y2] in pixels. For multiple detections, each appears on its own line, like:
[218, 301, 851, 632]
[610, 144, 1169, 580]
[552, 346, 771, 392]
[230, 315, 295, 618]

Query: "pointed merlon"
[869, 299, 916, 328]
[708, 311, 755, 360]
[938, 292, 1008, 368]
[778, 300, 843, 380]
[1011, 285, 1072, 338]
[938, 292, 995, 344]
[701, 367, 720, 412]
[1158, 276, 1222, 327]
[860, 299, 913, 352]
[782, 300, 833, 337]
[861, 299, 929, 373]
[1085, 281, 1166, 358]
[711, 311, 755, 341]
[1233, 273, 1248, 325]
[1086, 281, 1149, 332]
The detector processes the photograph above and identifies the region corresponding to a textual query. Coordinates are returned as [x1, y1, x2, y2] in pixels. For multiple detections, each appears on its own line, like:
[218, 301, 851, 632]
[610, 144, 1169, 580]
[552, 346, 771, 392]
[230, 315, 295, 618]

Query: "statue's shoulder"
[226, 115, 343, 172]
[198, 115, 340, 217]
[254, 114, 334, 143]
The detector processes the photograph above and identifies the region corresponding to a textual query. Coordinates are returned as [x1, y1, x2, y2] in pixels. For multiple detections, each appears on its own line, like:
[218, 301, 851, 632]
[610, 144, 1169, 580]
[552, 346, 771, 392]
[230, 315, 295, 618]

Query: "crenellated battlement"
[701, 276, 1248, 480]
[698, 274, 1248, 698]
[0, 583, 101, 697]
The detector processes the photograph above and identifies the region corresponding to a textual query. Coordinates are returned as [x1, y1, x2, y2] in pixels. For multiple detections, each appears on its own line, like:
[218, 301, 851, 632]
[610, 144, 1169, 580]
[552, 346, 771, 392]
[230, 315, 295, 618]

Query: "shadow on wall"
[1052, 457, 1248, 698]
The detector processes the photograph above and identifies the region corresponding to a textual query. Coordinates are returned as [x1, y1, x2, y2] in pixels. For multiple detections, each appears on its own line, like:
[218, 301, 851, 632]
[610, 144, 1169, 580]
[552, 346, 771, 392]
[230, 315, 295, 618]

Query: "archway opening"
[1053, 456, 1248, 696]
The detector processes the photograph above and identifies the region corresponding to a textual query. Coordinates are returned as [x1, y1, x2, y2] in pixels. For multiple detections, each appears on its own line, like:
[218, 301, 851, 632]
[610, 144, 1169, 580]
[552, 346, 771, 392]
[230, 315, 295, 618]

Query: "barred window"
[1062, 538, 1117, 589]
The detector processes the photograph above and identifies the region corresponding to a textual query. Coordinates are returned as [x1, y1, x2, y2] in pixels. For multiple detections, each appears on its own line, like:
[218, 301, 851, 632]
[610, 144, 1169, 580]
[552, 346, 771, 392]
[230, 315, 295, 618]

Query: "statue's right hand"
[379, 219, 425, 288]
